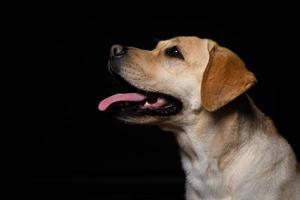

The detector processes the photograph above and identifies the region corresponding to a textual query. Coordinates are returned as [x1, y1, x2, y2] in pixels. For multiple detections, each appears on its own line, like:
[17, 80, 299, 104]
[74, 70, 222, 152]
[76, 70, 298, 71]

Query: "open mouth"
[98, 74, 183, 116]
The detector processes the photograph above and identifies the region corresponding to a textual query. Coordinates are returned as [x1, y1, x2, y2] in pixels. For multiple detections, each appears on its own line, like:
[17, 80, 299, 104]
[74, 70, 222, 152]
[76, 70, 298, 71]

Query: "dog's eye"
[165, 46, 184, 60]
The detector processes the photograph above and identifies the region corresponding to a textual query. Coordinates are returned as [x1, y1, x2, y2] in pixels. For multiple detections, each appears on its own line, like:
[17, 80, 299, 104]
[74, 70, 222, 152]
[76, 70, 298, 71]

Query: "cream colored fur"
[112, 36, 300, 200]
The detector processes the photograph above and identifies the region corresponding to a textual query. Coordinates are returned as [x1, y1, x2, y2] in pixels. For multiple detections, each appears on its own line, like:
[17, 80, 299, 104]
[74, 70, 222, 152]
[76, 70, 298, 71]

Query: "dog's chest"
[177, 133, 231, 199]
[184, 155, 230, 199]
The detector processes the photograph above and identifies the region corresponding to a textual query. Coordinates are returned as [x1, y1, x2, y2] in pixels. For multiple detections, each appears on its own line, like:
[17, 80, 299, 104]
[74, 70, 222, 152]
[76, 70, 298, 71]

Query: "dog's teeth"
[144, 102, 151, 107]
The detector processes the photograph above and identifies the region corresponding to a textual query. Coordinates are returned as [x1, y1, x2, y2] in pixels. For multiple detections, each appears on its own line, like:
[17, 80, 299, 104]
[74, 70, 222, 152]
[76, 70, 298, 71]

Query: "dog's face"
[99, 36, 256, 128]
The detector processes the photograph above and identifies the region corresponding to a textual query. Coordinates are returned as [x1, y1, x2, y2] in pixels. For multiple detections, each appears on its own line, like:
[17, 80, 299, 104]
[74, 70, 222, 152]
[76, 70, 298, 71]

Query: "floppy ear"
[201, 46, 257, 112]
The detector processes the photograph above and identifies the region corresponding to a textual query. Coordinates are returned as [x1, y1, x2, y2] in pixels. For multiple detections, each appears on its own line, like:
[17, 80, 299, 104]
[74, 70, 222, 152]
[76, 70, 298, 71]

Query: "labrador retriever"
[99, 36, 300, 200]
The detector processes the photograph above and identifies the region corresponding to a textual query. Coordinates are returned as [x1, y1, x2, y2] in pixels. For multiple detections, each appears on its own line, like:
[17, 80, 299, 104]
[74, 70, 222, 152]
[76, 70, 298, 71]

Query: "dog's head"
[99, 36, 256, 127]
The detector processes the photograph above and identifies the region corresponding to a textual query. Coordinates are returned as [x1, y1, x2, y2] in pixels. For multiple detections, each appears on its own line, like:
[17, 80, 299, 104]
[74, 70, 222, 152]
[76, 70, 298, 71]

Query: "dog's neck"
[169, 95, 265, 163]
[159, 95, 298, 199]
[166, 95, 270, 198]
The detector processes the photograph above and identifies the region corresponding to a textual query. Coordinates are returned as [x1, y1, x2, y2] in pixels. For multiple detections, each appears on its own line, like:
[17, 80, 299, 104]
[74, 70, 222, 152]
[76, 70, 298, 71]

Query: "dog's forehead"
[155, 36, 207, 50]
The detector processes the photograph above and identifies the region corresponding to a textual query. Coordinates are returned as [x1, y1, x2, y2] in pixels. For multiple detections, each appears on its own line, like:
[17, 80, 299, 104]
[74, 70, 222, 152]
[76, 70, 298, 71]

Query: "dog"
[99, 36, 300, 200]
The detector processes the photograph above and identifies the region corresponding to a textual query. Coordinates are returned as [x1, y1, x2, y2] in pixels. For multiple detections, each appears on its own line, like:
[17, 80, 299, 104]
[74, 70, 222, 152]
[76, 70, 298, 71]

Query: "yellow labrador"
[99, 36, 300, 200]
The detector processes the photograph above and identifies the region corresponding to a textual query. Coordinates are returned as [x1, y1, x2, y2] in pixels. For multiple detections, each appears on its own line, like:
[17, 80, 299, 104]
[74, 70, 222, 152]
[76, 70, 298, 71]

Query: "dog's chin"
[116, 114, 165, 125]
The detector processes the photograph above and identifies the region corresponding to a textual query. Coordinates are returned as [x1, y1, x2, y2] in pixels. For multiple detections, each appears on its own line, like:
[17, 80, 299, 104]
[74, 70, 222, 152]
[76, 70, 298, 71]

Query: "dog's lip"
[98, 90, 182, 116]
[98, 85, 183, 116]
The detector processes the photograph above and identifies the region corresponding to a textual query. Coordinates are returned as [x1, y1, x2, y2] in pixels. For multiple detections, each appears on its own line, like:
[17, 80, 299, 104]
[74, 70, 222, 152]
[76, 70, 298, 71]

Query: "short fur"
[108, 36, 300, 200]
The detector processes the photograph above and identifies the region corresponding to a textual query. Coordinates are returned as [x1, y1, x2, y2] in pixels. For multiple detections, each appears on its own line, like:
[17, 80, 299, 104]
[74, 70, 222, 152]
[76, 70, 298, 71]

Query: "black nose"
[110, 44, 126, 58]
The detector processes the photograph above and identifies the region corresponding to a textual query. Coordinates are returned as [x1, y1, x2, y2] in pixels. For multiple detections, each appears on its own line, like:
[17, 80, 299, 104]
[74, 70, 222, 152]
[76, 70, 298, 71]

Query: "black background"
[9, 3, 300, 200]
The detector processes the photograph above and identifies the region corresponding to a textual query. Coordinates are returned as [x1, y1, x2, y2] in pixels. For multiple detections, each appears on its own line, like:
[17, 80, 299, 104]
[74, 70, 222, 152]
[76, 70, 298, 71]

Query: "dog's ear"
[201, 46, 257, 112]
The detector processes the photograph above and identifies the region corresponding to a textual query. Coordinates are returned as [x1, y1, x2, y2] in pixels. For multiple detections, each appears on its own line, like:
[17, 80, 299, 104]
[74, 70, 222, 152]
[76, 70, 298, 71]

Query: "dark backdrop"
[10, 4, 300, 200]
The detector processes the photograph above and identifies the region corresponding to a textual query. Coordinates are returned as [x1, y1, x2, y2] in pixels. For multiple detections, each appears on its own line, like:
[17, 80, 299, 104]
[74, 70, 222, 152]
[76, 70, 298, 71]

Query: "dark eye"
[165, 46, 184, 60]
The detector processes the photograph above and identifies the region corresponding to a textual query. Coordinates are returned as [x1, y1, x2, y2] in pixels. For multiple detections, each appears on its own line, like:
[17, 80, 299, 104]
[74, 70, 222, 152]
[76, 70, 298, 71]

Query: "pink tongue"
[98, 93, 147, 111]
